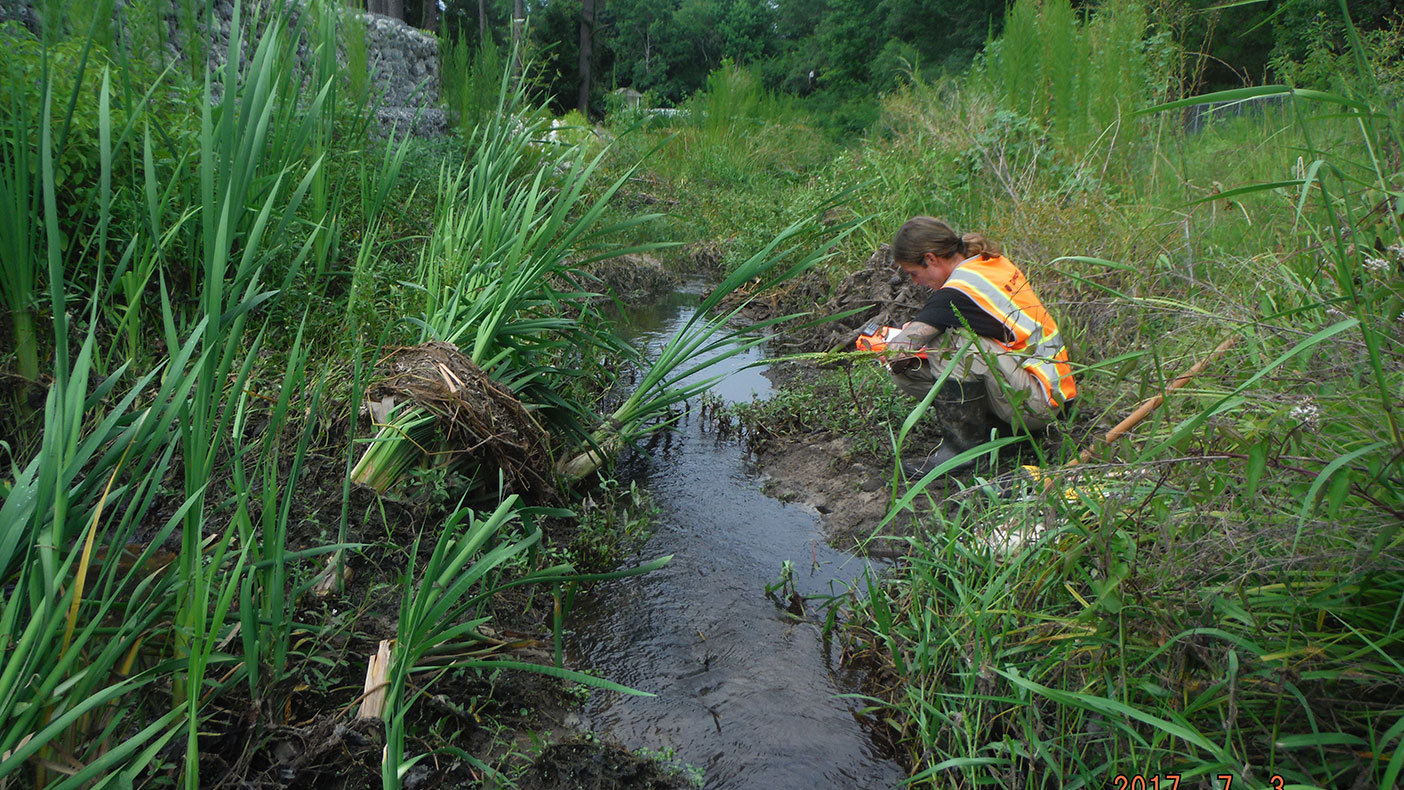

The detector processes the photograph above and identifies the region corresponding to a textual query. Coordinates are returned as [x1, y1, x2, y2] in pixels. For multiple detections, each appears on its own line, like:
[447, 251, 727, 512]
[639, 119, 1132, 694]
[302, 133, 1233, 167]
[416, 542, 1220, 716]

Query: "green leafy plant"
[378, 496, 668, 786]
[558, 205, 863, 480]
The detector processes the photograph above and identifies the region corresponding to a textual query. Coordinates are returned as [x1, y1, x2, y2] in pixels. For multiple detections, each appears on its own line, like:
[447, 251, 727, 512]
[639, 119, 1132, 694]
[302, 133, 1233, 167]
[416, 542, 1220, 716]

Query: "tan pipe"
[1072, 335, 1240, 468]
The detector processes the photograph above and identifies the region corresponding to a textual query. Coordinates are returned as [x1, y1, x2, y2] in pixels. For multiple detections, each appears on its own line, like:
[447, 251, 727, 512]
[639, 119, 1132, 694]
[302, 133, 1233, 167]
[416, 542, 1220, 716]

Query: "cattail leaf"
[1245, 441, 1268, 499]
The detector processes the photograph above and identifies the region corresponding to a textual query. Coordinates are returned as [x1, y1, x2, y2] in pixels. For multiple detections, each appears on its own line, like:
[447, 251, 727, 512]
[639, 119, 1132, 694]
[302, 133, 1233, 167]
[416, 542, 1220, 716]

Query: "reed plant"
[351, 63, 664, 492]
[169, 6, 339, 780]
[559, 206, 863, 480]
[0, 1, 359, 784]
[0, 52, 43, 381]
[440, 36, 509, 141]
[982, 0, 1162, 154]
[0, 72, 209, 787]
[378, 495, 667, 785]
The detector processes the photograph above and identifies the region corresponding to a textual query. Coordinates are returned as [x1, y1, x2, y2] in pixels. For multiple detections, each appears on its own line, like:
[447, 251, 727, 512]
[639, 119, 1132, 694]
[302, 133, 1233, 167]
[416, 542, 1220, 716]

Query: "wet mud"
[751, 431, 910, 557]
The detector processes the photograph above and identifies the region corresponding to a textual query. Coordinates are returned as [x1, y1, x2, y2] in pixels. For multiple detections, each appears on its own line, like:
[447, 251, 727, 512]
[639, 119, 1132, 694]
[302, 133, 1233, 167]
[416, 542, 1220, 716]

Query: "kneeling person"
[885, 216, 1076, 474]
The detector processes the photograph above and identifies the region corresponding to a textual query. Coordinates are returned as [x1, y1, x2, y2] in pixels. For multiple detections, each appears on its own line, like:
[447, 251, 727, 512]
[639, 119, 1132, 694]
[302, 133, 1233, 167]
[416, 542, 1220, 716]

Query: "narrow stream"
[566, 286, 906, 789]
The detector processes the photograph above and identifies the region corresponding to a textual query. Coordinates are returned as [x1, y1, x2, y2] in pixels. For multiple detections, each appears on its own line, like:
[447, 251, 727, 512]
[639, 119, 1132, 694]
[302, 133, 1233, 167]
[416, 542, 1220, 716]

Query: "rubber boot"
[901, 379, 1006, 478]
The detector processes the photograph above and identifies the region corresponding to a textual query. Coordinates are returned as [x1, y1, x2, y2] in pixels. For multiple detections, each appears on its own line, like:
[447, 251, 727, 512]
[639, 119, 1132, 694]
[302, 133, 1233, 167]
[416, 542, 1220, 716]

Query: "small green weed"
[633, 746, 705, 788]
[731, 360, 928, 463]
[571, 478, 659, 570]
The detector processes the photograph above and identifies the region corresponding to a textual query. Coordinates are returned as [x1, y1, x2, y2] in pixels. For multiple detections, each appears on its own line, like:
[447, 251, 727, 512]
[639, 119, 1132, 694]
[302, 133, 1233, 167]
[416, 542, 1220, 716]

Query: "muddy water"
[566, 287, 905, 789]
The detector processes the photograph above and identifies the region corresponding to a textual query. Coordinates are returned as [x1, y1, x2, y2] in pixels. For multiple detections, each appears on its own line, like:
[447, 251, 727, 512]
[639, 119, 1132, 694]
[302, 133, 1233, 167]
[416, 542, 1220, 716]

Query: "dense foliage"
[435, 0, 1401, 134]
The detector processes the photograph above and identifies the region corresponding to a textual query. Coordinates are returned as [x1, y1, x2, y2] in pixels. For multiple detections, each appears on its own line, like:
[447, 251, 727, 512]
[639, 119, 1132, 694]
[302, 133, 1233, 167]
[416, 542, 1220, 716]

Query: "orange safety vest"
[942, 254, 1077, 407]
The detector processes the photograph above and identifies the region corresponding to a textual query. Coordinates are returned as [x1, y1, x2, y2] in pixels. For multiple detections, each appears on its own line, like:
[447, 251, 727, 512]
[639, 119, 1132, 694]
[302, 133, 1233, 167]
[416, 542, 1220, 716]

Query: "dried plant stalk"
[358, 640, 393, 721]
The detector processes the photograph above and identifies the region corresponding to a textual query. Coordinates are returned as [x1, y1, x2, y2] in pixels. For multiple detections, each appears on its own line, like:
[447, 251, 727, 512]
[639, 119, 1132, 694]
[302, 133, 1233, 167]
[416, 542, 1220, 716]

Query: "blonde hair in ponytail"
[961, 232, 999, 257]
[892, 216, 1000, 265]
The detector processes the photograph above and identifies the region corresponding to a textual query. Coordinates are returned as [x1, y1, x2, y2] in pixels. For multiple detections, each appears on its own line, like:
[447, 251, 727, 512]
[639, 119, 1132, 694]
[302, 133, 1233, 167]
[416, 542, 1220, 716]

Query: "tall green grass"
[440, 36, 509, 141]
[2, 1, 377, 784]
[984, 0, 1162, 153]
[0, 80, 195, 786]
[377, 496, 668, 785]
[0, 50, 43, 381]
[840, 5, 1404, 787]
[1, 1, 690, 784]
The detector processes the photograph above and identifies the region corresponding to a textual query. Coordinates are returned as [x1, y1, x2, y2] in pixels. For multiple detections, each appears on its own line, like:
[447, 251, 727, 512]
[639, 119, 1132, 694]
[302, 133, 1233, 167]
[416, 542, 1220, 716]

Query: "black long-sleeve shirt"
[912, 289, 1015, 342]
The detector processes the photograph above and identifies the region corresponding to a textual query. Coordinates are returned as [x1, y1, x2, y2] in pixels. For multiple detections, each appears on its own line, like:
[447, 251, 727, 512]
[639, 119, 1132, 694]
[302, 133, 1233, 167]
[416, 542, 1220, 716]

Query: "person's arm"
[887, 320, 941, 352]
[912, 290, 1014, 342]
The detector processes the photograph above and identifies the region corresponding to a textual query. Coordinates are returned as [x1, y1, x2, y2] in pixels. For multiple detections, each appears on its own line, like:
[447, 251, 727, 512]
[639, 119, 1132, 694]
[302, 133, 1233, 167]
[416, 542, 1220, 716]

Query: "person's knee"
[891, 369, 934, 400]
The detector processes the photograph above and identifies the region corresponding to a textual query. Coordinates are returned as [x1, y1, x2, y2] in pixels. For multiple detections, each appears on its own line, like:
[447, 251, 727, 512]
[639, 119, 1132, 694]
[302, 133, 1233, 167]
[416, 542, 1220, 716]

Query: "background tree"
[368, 0, 406, 21]
[578, 0, 598, 112]
[599, 0, 670, 96]
[431, 0, 1400, 135]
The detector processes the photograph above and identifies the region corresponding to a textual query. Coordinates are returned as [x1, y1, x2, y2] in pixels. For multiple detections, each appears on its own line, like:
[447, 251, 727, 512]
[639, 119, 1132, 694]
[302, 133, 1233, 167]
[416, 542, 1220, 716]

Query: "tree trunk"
[478, 0, 486, 41]
[512, 0, 524, 82]
[577, 0, 596, 115]
[368, 0, 404, 20]
[421, 0, 437, 32]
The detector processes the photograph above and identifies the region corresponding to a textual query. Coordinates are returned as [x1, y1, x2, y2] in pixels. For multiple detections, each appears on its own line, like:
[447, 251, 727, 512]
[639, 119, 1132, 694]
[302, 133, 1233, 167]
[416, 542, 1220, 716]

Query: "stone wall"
[361, 10, 436, 108]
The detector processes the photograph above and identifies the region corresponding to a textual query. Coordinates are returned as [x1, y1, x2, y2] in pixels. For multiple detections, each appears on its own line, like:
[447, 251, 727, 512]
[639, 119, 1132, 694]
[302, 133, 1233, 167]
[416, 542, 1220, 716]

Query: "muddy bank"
[588, 253, 680, 305]
[751, 431, 907, 556]
[744, 359, 971, 555]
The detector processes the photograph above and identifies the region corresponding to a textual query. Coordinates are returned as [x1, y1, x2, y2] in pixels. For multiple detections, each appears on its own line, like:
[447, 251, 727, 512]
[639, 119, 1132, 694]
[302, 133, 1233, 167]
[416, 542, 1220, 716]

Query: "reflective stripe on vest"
[942, 255, 1078, 406]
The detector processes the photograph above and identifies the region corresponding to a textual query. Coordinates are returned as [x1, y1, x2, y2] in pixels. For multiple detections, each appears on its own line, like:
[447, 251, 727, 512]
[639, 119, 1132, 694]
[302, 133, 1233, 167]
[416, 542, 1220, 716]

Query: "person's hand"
[889, 355, 921, 374]
[885, 336, 919, 373]
[886, 321, 939, 374]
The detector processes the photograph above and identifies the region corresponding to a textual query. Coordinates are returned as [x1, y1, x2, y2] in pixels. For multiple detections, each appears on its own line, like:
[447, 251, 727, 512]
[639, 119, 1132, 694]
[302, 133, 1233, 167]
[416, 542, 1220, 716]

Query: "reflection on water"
[566, 291, 904, 789]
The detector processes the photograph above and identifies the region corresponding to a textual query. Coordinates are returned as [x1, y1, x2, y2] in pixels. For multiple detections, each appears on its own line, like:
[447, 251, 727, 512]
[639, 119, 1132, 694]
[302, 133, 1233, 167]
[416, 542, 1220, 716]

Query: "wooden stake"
[358, 640, 393, 720]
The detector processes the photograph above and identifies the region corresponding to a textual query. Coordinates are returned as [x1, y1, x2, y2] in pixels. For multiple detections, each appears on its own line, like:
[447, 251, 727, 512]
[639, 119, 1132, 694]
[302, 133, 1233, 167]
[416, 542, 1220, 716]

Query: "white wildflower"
[1364, 256, 1391, 272]
[1288, 399, 1322, 430]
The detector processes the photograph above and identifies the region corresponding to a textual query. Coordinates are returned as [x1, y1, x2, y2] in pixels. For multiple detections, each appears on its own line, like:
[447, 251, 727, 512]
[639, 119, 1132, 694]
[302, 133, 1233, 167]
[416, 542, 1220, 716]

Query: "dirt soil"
[522, 741, 693, 790]
[742, 360, 1002, 557]
[751, 429, 910, 556]
[734, 244, 930, 354]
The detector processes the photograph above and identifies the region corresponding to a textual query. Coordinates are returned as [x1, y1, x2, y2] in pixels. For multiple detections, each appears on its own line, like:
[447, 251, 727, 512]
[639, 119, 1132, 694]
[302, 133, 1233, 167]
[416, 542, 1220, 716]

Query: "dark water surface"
[565, 288, 906, 789]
